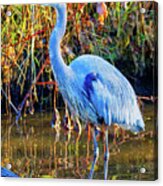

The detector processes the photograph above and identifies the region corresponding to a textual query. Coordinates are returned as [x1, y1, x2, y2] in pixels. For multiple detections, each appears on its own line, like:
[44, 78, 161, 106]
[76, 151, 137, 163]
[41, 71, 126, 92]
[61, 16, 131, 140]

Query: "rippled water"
[1, 103, 157, 180]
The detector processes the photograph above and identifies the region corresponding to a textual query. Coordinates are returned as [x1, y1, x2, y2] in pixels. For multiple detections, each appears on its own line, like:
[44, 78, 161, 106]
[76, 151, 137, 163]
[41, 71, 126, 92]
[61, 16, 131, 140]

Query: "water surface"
[1, 103, 157, 180]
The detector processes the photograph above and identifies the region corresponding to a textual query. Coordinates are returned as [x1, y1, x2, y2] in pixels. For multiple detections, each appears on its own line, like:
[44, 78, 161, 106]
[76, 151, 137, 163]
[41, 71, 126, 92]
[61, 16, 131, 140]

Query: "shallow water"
[1, 103, 157, 180]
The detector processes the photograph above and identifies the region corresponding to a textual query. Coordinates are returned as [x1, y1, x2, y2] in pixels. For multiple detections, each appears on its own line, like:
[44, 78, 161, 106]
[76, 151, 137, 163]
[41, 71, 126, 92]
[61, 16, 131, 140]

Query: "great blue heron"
[45, 3, 145, 179]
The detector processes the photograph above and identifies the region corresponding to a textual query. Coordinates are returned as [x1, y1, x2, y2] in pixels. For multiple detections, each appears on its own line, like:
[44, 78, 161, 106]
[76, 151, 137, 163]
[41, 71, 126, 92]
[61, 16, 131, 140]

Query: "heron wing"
[83, 71, 145, 132]
[71, 55, 145, 131]
[83, 72, 114, 125]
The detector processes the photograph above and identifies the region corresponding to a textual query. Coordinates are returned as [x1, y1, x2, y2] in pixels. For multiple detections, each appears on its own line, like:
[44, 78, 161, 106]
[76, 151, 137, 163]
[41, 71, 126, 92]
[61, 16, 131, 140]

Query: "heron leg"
[88, 126, 99, 179]
[104, 126, 109, 180]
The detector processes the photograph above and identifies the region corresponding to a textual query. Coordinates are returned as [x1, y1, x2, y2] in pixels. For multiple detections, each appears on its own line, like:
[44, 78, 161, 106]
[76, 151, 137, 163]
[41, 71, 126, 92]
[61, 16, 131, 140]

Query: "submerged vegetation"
[1, 104, 157, 180]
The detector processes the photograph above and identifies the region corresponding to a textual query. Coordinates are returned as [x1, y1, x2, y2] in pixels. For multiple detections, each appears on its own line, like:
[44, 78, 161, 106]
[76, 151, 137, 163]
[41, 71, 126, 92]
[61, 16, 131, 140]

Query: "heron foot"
[88, 147, 99, 179]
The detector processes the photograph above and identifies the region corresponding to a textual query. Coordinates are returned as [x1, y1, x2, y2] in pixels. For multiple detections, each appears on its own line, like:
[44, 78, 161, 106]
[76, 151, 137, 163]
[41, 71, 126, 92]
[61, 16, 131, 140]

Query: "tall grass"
[1, 2, 158, 114]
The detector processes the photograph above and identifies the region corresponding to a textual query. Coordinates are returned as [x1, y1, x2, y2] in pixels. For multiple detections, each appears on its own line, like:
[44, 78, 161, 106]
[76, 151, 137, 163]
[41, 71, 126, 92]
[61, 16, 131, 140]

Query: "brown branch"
[137, 95, 157, 103]
[16, 57, 54, 122]
[36, 81, 57, 86]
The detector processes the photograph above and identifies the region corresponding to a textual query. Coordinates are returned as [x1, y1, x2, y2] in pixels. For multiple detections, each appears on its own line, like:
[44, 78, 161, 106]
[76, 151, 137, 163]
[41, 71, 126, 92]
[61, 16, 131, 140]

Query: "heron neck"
[49, 6, 70, 86]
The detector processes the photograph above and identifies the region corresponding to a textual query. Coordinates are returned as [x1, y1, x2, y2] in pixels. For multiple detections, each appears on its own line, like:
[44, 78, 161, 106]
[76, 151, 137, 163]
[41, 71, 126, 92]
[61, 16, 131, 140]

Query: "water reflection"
[1, 104, 157, 180]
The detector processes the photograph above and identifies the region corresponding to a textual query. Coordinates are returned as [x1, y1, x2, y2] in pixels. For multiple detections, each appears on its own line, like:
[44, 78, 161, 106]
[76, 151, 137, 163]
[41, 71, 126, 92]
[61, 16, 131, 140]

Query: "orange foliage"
[97, 3, 108, 25]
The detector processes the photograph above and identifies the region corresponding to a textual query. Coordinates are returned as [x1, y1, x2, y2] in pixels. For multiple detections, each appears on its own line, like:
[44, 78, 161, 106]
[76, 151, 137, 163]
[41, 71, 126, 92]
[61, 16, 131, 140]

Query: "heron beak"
[40, 4, 49, 7]
[40, 3, 56, 7]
